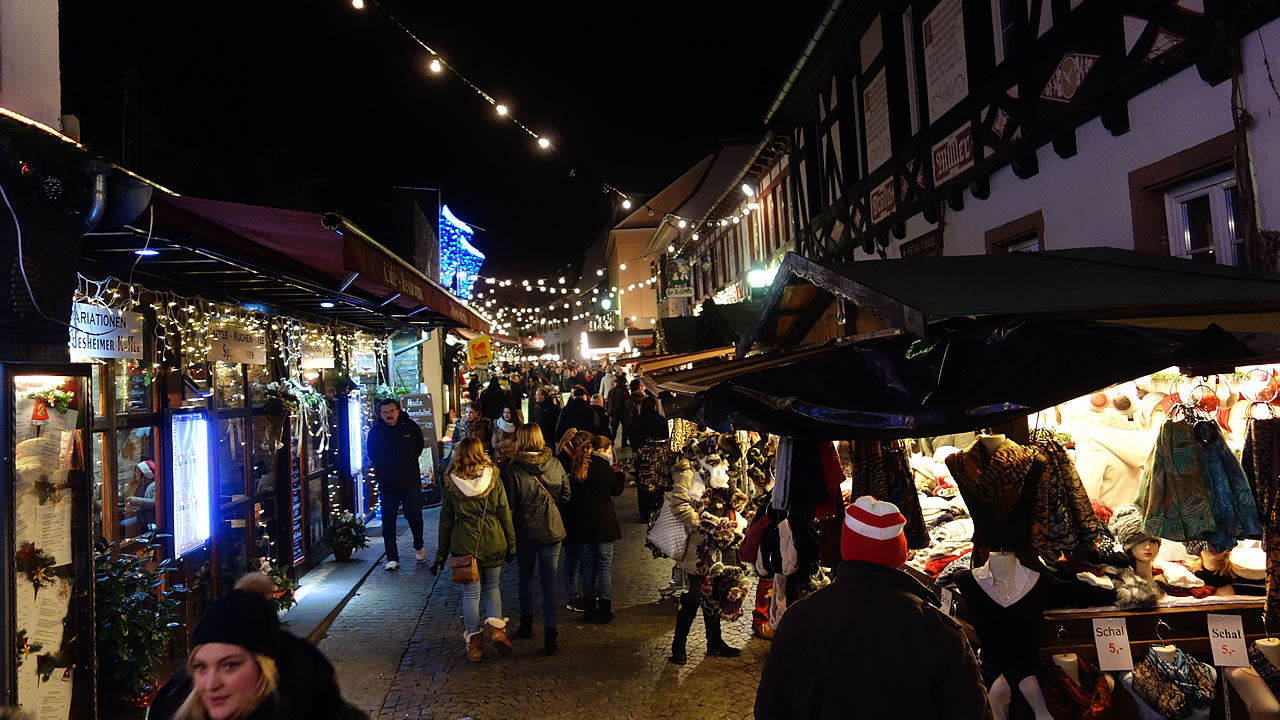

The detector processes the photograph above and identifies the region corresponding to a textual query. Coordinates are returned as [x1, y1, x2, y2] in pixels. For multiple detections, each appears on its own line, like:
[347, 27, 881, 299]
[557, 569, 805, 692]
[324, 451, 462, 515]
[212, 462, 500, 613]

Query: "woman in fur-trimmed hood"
[432, 437, 517, 663]
[664, 449, 752, 665]
[502, 424, 571, 654]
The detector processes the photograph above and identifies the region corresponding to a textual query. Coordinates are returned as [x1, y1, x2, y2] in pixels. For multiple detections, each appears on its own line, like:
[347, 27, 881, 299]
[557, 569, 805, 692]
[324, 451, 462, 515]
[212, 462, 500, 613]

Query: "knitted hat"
[191, 572, 280, 658]
[1108, 504, 1155, 551]
[841, 496, 908, 567]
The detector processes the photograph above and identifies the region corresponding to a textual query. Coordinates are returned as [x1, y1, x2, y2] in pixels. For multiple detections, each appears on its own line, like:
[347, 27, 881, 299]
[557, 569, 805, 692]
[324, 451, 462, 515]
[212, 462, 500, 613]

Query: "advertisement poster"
[665, 257, 693, 298]
[862, 69, 892, 172]
[923, 0, 968, 123]
[171, 413, 212, 557]
[466, 334, 493, 366]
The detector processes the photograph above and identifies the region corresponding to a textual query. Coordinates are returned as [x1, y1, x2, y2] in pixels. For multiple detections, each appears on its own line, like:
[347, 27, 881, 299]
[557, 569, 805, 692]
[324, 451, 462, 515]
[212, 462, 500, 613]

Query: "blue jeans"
[380, 487, 423, 563]
[518, 541, 561, 627]
[460, 565, 503, 636]
[580, 542, 615, 602]
[561, 542, 582, 601]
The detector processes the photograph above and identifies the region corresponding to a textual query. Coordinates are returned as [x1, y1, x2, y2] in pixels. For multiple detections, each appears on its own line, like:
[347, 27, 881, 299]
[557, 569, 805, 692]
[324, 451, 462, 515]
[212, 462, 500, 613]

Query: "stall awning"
[629, 346, 736, 377]
[741, 248, 1280, 355]
[668, 318, 1280, 440]
[81, 195, 490, 333]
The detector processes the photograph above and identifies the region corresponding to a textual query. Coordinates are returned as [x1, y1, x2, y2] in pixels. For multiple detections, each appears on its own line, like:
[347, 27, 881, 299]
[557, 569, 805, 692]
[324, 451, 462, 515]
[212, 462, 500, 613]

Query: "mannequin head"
[1130, 539, 1160, 564]
[1201, 548, 1228, 573]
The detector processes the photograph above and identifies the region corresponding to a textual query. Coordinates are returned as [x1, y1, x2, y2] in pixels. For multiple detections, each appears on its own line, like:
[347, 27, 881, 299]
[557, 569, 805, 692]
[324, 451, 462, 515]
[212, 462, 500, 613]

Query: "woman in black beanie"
[149, 572, 366, 720]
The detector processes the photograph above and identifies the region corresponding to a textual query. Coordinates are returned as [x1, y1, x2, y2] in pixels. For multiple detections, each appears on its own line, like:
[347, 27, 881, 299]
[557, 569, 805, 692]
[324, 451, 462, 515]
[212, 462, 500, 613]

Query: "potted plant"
[253, 557, 298, 612]
[323, 510, 370, 562]
[94, 531, 185, 710]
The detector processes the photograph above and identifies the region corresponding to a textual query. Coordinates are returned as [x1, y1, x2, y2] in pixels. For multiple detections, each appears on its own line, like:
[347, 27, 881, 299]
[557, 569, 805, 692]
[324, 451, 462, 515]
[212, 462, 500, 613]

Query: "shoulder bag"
[449, 488, 491, 584]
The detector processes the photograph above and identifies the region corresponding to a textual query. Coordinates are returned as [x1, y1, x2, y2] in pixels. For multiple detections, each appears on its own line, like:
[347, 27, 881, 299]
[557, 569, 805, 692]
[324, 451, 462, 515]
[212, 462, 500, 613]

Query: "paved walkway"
[319, 488, 766, 720]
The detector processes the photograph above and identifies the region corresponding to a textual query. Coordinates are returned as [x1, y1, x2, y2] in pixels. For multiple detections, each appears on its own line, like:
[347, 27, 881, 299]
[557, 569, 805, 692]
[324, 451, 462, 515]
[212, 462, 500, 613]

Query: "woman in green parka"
[431, 436, 518, 662]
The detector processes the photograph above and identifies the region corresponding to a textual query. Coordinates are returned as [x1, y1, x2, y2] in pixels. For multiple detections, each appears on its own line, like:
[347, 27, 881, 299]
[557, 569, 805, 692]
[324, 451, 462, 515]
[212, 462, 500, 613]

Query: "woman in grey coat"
[501, 423, 572, 655]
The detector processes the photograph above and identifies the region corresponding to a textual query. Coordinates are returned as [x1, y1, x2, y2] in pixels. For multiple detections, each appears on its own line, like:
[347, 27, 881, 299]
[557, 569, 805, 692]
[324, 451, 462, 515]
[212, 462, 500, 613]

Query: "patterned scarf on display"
[1136, 420, 1218, 546]
[1243, 415, 1280, 624]
[1248, 643, 1280, 702]
[1037, 659, 1111, 720]
[1129, 647, 1214, 720]
[1028, 432, 1113, 556]
[844, 439, 929, 549]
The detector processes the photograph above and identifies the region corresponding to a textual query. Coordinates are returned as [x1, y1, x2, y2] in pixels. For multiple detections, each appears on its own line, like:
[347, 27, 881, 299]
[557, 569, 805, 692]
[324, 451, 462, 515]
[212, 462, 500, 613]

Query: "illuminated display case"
[1, 363, 95, 716]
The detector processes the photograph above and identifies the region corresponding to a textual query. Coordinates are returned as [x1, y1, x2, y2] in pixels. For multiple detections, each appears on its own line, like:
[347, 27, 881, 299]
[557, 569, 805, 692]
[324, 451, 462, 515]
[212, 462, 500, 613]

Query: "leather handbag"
[450, 488, 491, 584]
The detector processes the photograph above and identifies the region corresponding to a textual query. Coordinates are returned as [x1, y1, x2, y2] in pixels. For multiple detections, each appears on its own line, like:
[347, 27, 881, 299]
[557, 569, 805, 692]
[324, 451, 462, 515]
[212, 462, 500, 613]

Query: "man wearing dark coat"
[555, 385, 598, 440]
[366, 399, 426, 571]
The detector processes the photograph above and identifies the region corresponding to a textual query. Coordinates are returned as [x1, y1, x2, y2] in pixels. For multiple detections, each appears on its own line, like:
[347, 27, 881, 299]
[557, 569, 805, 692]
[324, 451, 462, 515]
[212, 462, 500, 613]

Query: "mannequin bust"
[1051, 652, 1116, 691]
[1131, 539, 1160, 580]
[956, 551, 1053, 720]
[978, 432, 1008, 452]
[1227, 638, 1280, 720]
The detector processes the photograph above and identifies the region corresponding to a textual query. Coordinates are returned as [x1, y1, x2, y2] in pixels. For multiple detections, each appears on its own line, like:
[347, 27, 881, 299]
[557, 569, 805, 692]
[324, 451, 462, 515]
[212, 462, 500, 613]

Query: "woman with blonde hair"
[555, 427, 579, 473]
[563, 434, 625, 623]
[431, 436, 518, 662]
[149, 573, 365, 720]
[502, 423, 571, 654]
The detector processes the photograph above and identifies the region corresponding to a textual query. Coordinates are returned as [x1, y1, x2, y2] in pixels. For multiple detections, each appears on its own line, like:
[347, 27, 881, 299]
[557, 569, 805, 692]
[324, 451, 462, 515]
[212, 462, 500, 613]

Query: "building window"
[985, 210, 1045, 254]
[992, 0, 1024, 65]
[1164, 170, 1243, 266]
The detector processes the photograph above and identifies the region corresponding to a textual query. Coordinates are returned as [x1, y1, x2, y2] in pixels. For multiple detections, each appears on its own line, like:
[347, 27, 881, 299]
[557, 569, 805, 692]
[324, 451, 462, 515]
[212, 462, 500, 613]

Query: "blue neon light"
[439, 204, 486, 300]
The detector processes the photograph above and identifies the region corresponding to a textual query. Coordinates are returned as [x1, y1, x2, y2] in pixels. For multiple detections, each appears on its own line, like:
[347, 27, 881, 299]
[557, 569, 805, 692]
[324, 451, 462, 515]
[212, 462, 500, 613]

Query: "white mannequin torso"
[1052, 652, 1117, 692]
[1227, 638, 1280, 720]
[974, 551, 1039, 607]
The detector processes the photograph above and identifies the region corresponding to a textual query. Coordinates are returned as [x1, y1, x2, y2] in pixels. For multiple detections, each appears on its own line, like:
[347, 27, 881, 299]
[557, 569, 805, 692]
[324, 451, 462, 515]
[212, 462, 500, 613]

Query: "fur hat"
[191, 572, 280, 658]
[1109, 504, 1155, 551]
[841, 496, 908, 567]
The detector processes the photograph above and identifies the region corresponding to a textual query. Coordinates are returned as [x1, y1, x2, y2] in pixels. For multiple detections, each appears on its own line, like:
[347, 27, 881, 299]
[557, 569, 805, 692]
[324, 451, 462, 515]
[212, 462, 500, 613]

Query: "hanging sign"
[870, 176, 896, 225]
[352, 350, 378, 375]
[68, 302, 144, 361]
[301, 339, 335, 369]
[932, 123, 975, 186]
[1092, 617, 1134, 671]
[466, 334, 493, 366]
[666, 257, 693, 298]
[208, 327, 267, 365]
[1207, 614, 1248, 666]
[939, 587, 956, 616]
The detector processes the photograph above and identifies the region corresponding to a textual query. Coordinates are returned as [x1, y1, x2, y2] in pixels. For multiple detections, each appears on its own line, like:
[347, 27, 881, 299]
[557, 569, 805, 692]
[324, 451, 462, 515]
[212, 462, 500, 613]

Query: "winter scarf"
[1137, 419, 1261, 552]
[1243, 415, 1280, 624]
[945, 439, 1042, 548]
[1248, 643, 1280, 702]
[1027, 431, 1113, 556]
[1038, 658, 1112, 720]
[1130, 647, 1215, 720]
[843, 439, 929, 549]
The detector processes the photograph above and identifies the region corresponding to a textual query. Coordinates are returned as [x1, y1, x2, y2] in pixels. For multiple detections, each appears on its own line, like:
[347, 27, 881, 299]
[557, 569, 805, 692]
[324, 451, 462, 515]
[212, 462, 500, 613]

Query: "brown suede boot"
[487, 618, 513, 654]
[465, 631, 483, 662]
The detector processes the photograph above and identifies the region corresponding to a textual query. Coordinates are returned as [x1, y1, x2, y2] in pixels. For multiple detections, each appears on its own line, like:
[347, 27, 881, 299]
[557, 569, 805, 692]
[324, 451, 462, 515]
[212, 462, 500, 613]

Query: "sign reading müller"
[68, 302, 144, 360]
[932, 123, 975, 187]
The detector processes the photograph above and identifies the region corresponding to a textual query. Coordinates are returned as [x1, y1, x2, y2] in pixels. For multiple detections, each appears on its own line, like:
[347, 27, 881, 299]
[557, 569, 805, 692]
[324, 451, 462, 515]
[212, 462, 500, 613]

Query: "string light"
[622, 199, 632, 210]
[429, 58, 442, 73]
[537, 137, 551, 149]
[352, 0, 365, 8]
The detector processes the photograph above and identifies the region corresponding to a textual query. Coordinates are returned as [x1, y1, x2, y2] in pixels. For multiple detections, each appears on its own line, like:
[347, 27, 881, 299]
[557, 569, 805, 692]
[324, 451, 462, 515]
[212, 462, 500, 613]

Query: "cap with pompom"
[191, 572, 280, 658]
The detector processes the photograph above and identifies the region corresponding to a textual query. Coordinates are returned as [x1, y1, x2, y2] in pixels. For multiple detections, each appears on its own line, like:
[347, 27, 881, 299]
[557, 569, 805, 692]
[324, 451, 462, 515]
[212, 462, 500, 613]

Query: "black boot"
[540, 627, 558, 656]
[591, 599, 614, 624]
[515, 615, 534, 639]
[704, 613, 740, 658]
[668, 592, 699, 665]
[582, 596, 598, 623]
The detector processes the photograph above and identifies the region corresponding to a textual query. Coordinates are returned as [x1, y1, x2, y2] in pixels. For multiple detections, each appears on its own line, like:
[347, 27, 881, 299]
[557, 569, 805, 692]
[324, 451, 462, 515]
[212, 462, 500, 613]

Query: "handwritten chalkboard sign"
[399, 394, 441, 507]
[289, 432, 305, 566]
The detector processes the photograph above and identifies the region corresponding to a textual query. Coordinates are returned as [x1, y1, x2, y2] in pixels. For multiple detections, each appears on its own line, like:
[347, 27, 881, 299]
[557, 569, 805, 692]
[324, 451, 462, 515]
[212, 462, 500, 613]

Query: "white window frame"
[1164, 170, 1241, 266]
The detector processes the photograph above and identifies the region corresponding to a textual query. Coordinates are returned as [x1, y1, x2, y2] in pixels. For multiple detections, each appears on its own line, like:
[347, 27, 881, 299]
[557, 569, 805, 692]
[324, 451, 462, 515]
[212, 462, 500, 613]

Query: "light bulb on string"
[621, 199, 632, 210]
[538, 137, 551, 149]
[496, 104, 509, 116]
[429, 58, 442, 73]
[667, 245, 675, 253]
[596, 269, 604, 276]
[351, 0, 364, 8]
[619, 263, 627, 271]
[678, 219, 687, 228]
[693, 233, 700, 241]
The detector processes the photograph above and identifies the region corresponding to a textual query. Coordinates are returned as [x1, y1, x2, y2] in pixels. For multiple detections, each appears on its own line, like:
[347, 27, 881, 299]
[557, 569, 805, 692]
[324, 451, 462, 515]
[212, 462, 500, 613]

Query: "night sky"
[59, 1, 828, 279]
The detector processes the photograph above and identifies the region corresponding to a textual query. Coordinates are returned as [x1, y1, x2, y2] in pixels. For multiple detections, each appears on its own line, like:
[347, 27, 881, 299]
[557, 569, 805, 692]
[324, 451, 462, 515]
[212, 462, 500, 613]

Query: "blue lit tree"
[438, 205, 485, 299]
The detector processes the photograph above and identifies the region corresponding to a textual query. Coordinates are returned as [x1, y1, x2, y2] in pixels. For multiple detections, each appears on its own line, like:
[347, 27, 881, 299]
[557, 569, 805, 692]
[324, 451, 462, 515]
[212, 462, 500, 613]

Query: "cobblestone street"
[318, 487, 766, 720]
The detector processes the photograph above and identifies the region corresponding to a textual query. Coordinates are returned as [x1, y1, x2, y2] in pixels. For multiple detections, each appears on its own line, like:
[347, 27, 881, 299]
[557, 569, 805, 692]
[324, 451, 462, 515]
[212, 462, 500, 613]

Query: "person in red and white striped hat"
[755, 496, 994, 720]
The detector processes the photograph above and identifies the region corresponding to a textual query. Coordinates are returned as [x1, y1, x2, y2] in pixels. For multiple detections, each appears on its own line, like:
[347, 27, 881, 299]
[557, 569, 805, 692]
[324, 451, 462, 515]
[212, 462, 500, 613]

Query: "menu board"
[399, 394, 440, 502]
[170, 412, 212, 557]
[290, 447, 304, 566]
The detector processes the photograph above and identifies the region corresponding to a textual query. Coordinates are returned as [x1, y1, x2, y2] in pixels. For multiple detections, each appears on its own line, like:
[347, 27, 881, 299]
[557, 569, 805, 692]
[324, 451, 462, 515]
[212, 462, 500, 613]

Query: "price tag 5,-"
[1093, 617, 1135, 672]
[1207, 613, 1249, 667]
[940, 588, 955, 616]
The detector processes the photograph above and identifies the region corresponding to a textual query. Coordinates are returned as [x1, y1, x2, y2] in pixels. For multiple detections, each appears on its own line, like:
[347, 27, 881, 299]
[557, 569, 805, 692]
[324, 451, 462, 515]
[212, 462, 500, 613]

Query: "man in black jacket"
[366, 399, 426, 571]
[754, 497, 993, 720]
[555, 385, 598, 440]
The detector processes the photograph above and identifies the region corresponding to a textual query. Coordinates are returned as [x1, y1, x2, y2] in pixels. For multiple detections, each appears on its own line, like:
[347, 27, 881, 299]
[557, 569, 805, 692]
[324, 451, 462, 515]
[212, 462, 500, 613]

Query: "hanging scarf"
[1028, 431, 1113, 556]
[1037, 658, 1112, 720]
[1243, 415, 1280, 624]
[772, 437, 794, 511]
[845, 439, 929, 549]
[1130, 647, 1215, 720]
[1248, 643, 1280, 701]
[945, 438, 1041, 547]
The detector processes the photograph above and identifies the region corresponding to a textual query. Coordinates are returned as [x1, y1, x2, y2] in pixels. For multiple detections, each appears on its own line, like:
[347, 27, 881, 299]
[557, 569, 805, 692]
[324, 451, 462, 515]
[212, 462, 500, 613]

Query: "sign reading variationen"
[68, 302, 144, 360]
[208, 327, 267, 365]
[932, 124, 975, 186]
